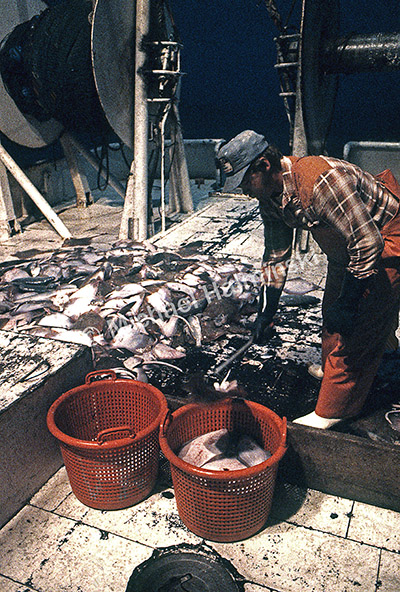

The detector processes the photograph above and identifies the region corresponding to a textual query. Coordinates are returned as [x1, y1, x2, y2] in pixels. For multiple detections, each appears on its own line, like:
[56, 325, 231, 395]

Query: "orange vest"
[287, 156, 348, 264]
[286, 156, 400, 264]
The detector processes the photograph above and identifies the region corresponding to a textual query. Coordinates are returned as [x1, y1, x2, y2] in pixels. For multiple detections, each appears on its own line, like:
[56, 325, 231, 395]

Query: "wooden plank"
[279, 422, 400, 511]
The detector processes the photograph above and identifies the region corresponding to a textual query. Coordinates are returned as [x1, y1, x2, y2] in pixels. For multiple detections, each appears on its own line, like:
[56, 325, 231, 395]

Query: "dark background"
[1, 0, 399, 164]
[170, 0, 400, 157]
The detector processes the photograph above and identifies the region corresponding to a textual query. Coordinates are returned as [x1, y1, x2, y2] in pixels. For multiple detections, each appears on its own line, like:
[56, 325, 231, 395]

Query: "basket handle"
[96, 426, 136, 444]
[85, 370, 117, 384]
[160, 409, 172, 438]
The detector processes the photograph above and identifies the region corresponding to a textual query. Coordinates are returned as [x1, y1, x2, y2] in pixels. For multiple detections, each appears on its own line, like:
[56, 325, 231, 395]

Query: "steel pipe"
[322, 32, 400, 74]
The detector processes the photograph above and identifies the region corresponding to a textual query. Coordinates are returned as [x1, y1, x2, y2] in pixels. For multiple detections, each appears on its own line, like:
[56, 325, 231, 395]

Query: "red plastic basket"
[47, 370, 168, 510]
[159, 397, 287, 542]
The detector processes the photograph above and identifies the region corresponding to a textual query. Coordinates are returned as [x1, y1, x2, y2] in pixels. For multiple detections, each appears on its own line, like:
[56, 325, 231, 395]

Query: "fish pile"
[0, 239, 263, 376]
[177, 428, 271, 470]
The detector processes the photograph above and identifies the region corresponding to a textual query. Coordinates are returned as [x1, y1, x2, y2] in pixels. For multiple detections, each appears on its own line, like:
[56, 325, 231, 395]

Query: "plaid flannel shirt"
[260, 156, 399, 288]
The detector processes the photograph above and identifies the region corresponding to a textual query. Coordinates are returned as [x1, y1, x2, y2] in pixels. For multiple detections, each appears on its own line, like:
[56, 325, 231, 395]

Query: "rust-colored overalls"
[290, 157, 400, 418]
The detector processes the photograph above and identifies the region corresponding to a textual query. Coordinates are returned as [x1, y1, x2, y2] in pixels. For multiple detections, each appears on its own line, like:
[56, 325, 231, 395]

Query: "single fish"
[110, 325, 153, 353]
[181, 272, 205, 287]
[18, 326, 61, 339]
[151, 342, 186, 360]
[236, 435, 271, 467]
[63, 279, 101, 320]
[145, 251, 183, 265]
[126, 262, 144, 276]
[153, 315, 180, 338]
[202, 457, 248, 471]
[80, 252, 105, 265]
[1, 268, 30, 283]
[178, 429, 230, 467]
[12, 300, 55, 315]
[38, 264, 64, 281]
[105, 283, 145, 300]
[63, 262, 100, 276]
[11, 276, 59, 292]
[165, 281, 198, 300]
[186, 315, 202, 347]
[146, 286, 173, 315]
[38, 313, 73, 329]
[280, 294, 320, 307]
[12, 289, 61, 304]
[118, 294, 146, 317]
[53, 329, 93, 347]
[1, 312, 37, 329]
[101, 298, 133, 313]
[284, 277, 320, 295]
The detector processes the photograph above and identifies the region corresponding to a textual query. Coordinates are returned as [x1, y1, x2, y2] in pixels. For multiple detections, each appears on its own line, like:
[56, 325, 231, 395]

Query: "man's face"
[239, 159, 276, 203]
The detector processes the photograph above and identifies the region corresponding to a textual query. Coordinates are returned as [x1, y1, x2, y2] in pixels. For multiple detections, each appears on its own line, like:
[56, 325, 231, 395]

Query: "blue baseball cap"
[217, 130, 269, 192]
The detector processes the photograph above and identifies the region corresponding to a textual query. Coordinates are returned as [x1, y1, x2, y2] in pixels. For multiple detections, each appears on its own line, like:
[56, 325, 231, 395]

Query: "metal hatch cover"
[125, 542, 245, 592]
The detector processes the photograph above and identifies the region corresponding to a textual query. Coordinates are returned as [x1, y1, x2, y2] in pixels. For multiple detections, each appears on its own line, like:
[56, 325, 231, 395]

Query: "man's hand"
[253, 316, 274, 344]
[324, 300, 357, 336]
[252, 284, 281, 344]
[324, 271, 371, 336]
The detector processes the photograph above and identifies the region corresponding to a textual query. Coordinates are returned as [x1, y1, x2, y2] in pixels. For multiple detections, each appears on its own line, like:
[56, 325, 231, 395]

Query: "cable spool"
[0, 0, 112, 139]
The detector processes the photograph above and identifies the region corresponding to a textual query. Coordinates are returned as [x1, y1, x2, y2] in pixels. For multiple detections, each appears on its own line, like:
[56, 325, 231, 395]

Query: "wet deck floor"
[0, 185, 399, 591]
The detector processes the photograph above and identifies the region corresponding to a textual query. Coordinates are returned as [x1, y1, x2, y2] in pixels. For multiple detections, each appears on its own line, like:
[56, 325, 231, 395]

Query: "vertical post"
[0, 159, 21, 239]
[60, 132, 93, 208]
[169, 103, 193, 214]
[119, 0, 150, 240]
[0, 162, 12, 240]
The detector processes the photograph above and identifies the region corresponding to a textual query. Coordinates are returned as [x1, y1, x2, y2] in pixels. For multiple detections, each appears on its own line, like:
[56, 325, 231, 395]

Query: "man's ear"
[260, 157, 271, 172]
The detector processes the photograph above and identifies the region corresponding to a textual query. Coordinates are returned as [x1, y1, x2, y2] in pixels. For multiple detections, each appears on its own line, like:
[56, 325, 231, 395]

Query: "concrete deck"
[0, 186, 399, 592]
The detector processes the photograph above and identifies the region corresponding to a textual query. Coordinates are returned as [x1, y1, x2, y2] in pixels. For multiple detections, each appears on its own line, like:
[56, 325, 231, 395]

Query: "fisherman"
[217, 130, 400, 429]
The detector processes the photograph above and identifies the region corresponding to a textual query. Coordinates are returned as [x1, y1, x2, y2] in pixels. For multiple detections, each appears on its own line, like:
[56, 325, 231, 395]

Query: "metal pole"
[119, 0, 150, 240]
[160, 103, 171, 233]
[322, 32, 400, 74]
[0, 143, 72, 240]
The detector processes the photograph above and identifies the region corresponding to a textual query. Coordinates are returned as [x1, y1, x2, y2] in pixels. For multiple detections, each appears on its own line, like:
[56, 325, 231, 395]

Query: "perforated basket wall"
[159, 398, 287, 542]
[47, 371, 168, 510]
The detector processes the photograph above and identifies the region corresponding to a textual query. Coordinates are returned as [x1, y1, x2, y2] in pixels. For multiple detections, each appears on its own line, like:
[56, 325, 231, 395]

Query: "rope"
[0, 0, 111, 138]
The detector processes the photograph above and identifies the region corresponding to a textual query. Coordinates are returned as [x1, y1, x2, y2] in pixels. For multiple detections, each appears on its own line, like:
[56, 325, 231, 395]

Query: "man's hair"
[259, 144, 283, 172]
